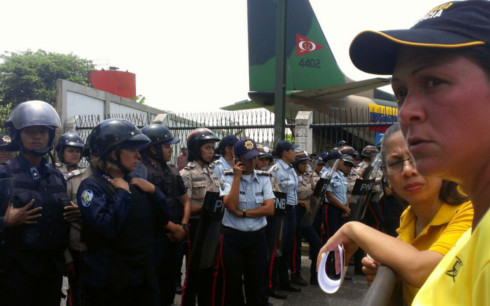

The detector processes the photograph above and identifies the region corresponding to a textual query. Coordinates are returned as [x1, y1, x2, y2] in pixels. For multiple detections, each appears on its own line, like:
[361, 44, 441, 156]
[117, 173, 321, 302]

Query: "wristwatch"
[181, 223, 189, 231]
[242, 210, 247, 218]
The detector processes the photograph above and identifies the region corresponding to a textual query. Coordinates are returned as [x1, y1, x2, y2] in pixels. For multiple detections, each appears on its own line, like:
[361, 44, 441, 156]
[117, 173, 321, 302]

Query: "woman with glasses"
[316, 123, 473, 304]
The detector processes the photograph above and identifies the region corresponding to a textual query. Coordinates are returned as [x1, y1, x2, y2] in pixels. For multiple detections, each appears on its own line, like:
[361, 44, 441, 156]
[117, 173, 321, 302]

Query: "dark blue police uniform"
[77, 169, 169, 306]
[0, 154, 70, 305]
[142, 155, 187, 306]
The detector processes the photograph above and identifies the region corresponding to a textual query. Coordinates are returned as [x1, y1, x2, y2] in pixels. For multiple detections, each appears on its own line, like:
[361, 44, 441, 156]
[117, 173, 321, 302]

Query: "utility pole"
[273, 0, 287, 145]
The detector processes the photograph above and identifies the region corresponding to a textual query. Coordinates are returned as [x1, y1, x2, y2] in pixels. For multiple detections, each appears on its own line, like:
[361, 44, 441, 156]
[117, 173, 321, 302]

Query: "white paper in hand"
[317, 245, 347, 294]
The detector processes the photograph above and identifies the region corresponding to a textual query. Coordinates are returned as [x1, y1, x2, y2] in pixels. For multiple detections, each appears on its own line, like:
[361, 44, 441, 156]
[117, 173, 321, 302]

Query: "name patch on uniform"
[81, 190, 94, 207]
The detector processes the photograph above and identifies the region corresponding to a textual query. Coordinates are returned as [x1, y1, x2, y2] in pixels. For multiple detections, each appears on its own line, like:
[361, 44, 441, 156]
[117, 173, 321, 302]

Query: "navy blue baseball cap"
[0, 134, 14, 151]
[218, 134, 239, 153]
[275, 140, 299, 157]
[350, 1, 490, 75]
[235, 138, 260, 160]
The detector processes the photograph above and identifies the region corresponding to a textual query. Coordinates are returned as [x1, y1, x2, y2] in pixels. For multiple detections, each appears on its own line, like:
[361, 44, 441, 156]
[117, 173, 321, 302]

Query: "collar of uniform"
[241, 170, 260, 183]
[219, 155, 233, 168]
[95, 168, 131, 182]
[191, 160, 208, 174]
[17, 154, 50, 177]
[277, 159, 292, 170]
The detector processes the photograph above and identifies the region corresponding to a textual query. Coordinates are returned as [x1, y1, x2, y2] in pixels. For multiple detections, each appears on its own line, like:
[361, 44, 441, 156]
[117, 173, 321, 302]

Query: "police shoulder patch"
[223, 169, 234, 176]
[81, 189, 94, 207]
[256, 170, 271, 176]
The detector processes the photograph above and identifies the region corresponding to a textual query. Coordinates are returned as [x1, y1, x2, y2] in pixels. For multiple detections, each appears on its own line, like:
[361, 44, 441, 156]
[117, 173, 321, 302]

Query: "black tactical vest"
[142, 158, 184, 223]
[0, 156, 69, 253]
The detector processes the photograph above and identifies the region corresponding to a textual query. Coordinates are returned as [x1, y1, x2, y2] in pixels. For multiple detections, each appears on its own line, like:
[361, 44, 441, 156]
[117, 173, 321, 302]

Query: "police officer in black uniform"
[77, 119, 175, 306]
[141, 123, 189, 306]
[0, 100, 71, 305]
[55, 132, 88, 306]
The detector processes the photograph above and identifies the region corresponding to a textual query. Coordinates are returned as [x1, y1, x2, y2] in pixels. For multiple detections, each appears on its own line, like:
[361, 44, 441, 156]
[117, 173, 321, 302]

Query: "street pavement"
[61, 254, 369, 306]
[173, 255, 369, 306]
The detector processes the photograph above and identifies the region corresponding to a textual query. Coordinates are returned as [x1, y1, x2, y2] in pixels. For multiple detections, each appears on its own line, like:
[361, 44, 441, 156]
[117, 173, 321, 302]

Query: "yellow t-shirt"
[396, 201, 474, 305]
[412, 208, 490, 306]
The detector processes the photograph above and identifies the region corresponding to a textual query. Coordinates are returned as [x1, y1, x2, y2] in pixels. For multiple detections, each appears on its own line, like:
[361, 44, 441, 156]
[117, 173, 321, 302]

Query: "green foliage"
[131, 95, 146, 104]
[285, 133, 295, 143]
[0, 50, 96, 108]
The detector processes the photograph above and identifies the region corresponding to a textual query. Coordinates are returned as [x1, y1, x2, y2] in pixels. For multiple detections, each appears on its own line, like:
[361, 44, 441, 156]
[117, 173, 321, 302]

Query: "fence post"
[152, 113, 170, 125]
[295, 111, 313, 153]
[63, 115, 78, 134]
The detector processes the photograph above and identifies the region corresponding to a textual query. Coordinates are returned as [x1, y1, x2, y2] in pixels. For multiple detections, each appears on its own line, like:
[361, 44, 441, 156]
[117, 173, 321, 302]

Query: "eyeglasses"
[385, 157, 415, 175]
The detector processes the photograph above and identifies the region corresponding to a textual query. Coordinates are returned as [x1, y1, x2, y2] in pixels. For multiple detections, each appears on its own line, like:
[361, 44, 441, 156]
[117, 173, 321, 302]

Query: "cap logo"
[419, 2, 453, 22]
[2, 135, 11, 143]
[244, 140, 254, 150]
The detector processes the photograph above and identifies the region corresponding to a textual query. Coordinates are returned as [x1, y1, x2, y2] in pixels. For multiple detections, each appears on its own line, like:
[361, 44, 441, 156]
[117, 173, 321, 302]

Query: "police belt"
[222, 226, 265, 238]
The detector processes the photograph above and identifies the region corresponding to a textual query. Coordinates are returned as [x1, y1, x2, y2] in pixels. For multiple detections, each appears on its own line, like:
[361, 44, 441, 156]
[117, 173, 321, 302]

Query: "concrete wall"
[56, 79, 165, 132]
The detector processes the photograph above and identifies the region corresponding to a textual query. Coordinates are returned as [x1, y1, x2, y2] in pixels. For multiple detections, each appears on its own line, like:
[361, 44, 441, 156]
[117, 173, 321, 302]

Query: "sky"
[1, 0, 445, 113]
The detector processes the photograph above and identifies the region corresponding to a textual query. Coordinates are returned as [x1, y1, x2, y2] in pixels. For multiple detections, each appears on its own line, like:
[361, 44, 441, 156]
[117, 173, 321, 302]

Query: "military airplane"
[221, 0, 397, 139]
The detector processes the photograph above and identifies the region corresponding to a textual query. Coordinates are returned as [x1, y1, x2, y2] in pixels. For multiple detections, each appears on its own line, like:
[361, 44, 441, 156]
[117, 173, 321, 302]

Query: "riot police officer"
[0, 100, 71, 305]
[358, 145, 384, 231]
[77, 119, 172, 306]
[219, 138, 275, 305]
[141, 123, 189, 306]
[292, 150, 322, 286]
[55, 132, 88, 306]
[56, 133, 84, 174]
[179, 127, 221, 306]
[256, 143, 274, 171]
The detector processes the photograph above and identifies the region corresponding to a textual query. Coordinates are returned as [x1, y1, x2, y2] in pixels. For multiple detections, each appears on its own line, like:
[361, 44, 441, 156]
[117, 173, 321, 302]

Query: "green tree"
[0, 50, 95, 108]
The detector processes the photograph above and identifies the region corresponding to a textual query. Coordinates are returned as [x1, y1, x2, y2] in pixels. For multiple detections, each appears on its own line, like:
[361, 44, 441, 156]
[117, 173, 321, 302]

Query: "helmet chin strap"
[19, 130, 55, 158]
[146, 144, 166, 166]
[106, 150, 130, 175]
[20, 144, 51, 156]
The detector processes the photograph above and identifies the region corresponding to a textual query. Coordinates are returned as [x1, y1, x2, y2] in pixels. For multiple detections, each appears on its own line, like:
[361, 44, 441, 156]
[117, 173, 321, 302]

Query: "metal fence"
[311, 107, 395, 154]
[71, 107, 395, 164]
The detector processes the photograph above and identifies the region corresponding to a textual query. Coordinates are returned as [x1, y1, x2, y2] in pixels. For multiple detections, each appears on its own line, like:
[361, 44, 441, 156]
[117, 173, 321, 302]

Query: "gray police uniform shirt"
[326, 170, 348, 206]
[220, 171, 275, 232]
[213, 155, 232, 182]
[270, 159, 298, 206]
[180, 161, 220, 219]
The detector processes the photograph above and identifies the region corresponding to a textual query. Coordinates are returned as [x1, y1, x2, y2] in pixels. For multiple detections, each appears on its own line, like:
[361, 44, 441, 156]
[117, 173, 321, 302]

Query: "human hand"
[166, 222, 187, 242]
[4, 199, 42, 227]
[232, 158, 244, 177]
[63, 201, 81, 222]
[107, 177, 130, 192]
[361, 255, 379, 285]
[316, 222, 359, 275]
[344, 206, 351, 216]
[130, 177, 156, 194]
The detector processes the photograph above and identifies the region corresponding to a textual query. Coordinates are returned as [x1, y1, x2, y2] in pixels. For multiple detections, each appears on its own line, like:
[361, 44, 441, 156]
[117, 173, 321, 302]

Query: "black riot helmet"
[141, 124, 180, 164]
[186, 128, 220, 164]
[55, 133, 84, 164]
[5, 100, 61, 156]
[90, 119, 150, 173]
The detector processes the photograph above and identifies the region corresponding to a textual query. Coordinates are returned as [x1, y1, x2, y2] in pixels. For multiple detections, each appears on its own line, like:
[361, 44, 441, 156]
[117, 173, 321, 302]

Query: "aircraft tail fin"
[248, 0, 345, 92]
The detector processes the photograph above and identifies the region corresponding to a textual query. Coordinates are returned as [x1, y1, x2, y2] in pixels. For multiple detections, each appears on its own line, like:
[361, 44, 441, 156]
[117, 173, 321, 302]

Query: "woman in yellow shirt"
[317, 123, 473, 304]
